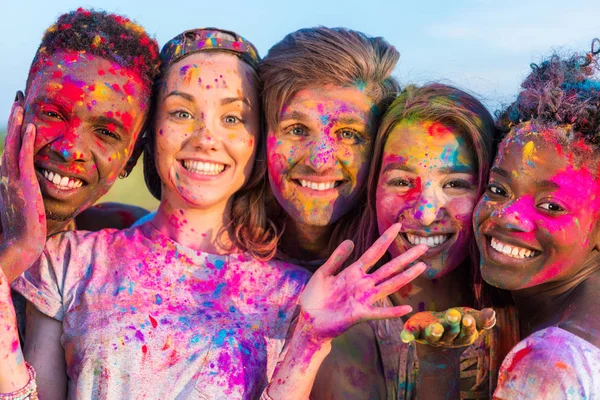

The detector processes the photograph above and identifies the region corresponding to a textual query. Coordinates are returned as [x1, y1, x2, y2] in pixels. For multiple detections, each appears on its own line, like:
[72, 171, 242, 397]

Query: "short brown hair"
[259, 27, 401, 131]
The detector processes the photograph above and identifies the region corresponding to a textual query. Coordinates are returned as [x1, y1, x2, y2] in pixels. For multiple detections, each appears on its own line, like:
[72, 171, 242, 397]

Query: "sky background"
[2, 0, 599, 126]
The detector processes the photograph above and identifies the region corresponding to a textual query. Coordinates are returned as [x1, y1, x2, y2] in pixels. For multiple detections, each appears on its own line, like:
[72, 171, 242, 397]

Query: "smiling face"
[153, 52, 259, 212]
[266, 85, 375, 227]
[474, 125, 600, 290]
[376, 120, 478, 279]
[23, 51, 147, 222]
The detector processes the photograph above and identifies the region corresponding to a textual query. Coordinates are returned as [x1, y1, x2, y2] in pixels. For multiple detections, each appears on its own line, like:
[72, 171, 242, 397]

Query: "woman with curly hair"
[405, 41, 600, 399]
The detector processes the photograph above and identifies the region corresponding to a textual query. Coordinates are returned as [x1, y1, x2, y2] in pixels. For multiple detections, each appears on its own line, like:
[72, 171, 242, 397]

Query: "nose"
[413, 184, 445, 226]
[189, 119, 220, 151]
[307, 133, 336, 171]
[48, 127, 91, 163]
[489, 196, 535, 232]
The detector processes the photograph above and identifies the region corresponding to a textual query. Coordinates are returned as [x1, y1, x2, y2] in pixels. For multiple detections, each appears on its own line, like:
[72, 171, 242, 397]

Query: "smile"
[182, 160, 226, 175]
[295, 179, 342, 191]
[490, 237, 540, 259]
[40, 168, 84, 190]
[405, 233, 451, 248]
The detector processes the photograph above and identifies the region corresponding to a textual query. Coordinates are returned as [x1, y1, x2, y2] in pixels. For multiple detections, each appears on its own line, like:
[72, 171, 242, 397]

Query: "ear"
[121, 135, 147, 178]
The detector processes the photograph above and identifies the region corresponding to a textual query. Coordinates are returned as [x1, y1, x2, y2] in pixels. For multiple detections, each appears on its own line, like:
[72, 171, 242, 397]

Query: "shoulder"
[43, 225, 149, 268]
[495, 327, 600, 399]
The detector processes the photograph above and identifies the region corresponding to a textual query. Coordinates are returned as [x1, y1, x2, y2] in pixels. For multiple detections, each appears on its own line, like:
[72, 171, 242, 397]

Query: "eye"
[95, 128, 120, 140]
[170, 110, 193, 120]
[444, 180, 473, 190]
[42, 110, 63, 120]
[387, 178, 412, 188]
[285, 124, 307, 137]
[223, 115, 243, 125]
[339, 129, 364, 144]
[487, 183, 508, 197]
[538, 202, 565, 212]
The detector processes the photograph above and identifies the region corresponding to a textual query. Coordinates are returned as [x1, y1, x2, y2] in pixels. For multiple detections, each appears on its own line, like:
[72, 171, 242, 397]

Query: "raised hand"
[0, 100, 46, 282]
[299, 223, 428, 341]
[401, 307, 496, 348]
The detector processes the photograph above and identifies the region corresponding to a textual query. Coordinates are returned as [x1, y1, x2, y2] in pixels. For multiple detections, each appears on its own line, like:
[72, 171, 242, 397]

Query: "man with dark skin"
[0, 9, 159, 284]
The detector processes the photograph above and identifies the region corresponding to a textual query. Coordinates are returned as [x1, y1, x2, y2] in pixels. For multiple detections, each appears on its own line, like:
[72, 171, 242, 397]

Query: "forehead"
[163, 52, 255, 91]
[384, 120, 474, 167]
[282, 85, 375, 116]
[30, 51, 145, 93]
[27, 52, 146, 119]
[497, 129, 600, 193]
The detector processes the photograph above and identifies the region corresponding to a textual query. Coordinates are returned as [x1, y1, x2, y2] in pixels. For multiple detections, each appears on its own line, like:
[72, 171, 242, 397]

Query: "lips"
[405, 233, 452, 248]
[38, 167, 86, 190]
[489, 236, 540, 259]
[182, 160, 226, 176]
[297, 179, 342, 191]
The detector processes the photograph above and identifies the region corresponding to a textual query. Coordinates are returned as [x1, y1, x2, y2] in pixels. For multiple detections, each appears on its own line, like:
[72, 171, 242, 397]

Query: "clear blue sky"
[2, 0, 598, 126]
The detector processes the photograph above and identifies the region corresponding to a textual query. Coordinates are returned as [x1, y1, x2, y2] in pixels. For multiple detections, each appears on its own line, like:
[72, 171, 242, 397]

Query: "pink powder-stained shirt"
[494, 327, 600, 399]
[12, 223, 311, 400]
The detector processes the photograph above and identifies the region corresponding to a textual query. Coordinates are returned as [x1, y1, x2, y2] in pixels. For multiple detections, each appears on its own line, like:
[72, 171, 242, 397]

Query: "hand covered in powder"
[298, 223, 428, 342]
[0, 98, 46, 282]
[401, 307, 496, 348]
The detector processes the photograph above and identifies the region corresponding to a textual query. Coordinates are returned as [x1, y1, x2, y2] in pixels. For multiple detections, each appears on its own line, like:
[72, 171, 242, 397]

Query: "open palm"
[300, 223, 428, 340]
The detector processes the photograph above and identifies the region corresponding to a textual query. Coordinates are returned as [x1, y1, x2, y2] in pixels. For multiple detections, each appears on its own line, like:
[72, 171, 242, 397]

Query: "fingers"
[422, 322, 444, 344]
[365, 304, 413, 321]
[372, 262, 426, 301]
[439, 308, 461, 343]
[3, 106, 24, 177]
[317, 240, 354, 277]
[370, 244, 428, 284]
[473, 308, 496, 330]
[355, 223, 402, 272]
[18, 124, 36, 182]
[455, 314, 477, 345]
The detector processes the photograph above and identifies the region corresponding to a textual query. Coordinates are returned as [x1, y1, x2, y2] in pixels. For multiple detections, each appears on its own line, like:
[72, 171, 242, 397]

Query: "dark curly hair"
[497, 38, 600, 148]
[26, 8, 160, 95]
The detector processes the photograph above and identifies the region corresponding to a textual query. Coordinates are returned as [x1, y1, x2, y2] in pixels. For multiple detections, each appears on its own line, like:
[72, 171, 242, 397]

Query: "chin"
[480, 263, 519, 290]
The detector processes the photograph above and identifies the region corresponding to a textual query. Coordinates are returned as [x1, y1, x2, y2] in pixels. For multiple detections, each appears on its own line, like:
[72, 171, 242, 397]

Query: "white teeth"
[182, 160, 225, 175]
[406, 233, 451, 248]
[299, 180, 337, 191]
[41, 169, 83, 190]
[490, 237, 537, 259]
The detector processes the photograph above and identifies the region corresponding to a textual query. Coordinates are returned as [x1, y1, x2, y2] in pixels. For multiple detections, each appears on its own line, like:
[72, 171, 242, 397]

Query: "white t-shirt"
[495, 327, 600, 399]
[13, 223, 311, 400]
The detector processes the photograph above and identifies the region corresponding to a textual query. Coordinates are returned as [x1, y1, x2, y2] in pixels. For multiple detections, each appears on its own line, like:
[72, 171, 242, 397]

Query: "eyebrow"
[491, 166, 560, 190]
[490, 166, 509, 178]
[382, 162, 416, 174]
[164, 91, 251, 108]
[280, 110, 366, 125]
[165, 90, 195, 102]
[221, 96, 252, 109]
[92, 115, 125, 132]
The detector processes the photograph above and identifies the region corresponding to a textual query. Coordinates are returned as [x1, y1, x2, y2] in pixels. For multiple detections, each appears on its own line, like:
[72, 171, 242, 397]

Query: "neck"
[511, 254, 600, 341]
[46, 219, 71, 235]
[152, 196, 234, 254]
[279, 219, 333, 267]
[390, 263, 473, 316]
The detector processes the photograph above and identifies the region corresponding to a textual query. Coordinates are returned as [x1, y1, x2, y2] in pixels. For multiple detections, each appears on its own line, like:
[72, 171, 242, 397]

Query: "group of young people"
[0, 7, 598, 400]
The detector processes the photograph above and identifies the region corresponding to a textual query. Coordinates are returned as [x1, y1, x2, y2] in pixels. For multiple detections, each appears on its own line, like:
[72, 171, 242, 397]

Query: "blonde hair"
[259, 27, 401, 255]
